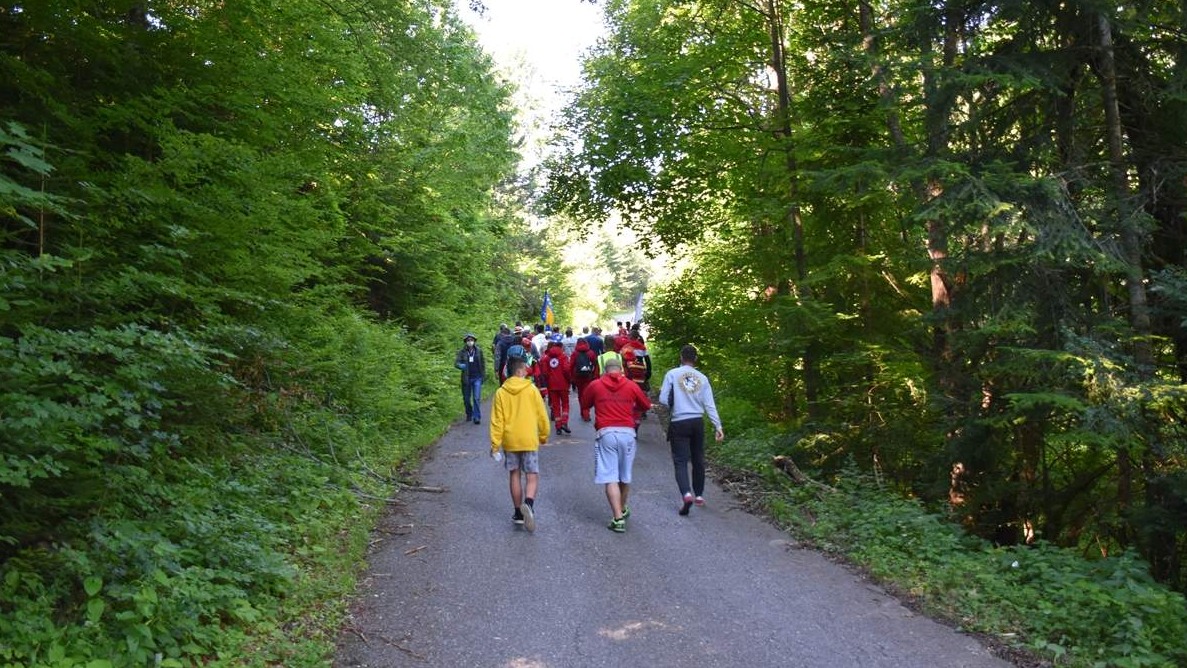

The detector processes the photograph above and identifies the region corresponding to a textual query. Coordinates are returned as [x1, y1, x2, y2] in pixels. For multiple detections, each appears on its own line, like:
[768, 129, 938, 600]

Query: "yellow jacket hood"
[489, 377, 550, 452]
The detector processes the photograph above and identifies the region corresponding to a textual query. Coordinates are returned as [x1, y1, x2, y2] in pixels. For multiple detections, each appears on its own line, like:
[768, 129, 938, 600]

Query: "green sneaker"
[621, 506, 631, 520]
[607, 517, 626, 533]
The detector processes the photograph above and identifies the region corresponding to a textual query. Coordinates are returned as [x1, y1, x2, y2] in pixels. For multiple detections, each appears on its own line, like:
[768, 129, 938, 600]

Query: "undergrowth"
[0, 309, 459, 667]
[712, 425, 1187, 668]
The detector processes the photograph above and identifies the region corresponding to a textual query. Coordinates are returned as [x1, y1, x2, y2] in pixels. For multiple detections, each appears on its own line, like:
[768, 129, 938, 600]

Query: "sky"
[460, 0, 607, 159]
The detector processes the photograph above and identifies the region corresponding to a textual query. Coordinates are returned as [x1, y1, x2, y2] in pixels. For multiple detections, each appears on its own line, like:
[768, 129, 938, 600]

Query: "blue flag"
[541, 291, 554, 326]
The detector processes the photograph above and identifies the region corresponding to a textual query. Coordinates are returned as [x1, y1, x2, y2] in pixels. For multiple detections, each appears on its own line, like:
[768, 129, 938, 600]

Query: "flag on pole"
[541, 290, 555, 326]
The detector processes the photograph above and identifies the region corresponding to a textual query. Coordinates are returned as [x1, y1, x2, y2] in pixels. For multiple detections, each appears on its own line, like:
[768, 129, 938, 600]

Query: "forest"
[545, 0, 1187, 664]
[1, 0, 1186, 666]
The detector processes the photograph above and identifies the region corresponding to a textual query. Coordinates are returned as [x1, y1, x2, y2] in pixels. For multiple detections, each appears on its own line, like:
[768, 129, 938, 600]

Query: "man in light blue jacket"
[658, 344, 724, 516]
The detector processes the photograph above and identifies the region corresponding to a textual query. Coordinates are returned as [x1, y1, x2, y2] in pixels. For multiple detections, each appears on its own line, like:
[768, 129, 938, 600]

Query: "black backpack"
[574, 351, 595, 379]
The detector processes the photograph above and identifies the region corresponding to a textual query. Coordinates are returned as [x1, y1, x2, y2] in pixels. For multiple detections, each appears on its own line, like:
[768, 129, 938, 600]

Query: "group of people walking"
[455, 322, 723, 533]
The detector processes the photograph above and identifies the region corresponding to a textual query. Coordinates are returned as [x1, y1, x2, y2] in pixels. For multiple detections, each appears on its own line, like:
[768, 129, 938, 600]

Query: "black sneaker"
[512, 509, 524, 526]
[679, 493, 694, 516]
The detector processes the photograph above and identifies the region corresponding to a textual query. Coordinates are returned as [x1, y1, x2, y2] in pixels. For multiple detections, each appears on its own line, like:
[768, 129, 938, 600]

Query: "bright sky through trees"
[461, 0, 605, 165]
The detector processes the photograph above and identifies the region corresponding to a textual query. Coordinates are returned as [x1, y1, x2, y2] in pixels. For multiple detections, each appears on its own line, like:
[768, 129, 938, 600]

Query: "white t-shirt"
[561, 334, 579, 356]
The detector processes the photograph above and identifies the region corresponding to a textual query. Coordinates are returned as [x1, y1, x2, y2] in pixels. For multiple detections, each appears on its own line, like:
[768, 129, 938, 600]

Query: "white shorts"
[593, 428, 637, 484]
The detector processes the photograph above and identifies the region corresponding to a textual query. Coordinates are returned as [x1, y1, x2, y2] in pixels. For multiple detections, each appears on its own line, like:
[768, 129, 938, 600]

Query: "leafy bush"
[762, 463, 1187, 667]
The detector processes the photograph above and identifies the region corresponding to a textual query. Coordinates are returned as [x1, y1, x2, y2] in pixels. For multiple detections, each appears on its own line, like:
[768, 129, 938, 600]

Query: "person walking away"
[620, 344, 649, 428]
[657, 344, 724, 516]
[562, 327, 579, 357]
[570, 338, 599, 421]
[495, 325, 517, 384]
[597, 348, 623, 376]
[531, 324, 548, 360]
[455, 333, 486, 424]
[490, 357, 550, 531]
[541, 340, 573, 434]
[491, 325, 506, 376]
[520, 332, 546, 407]
[580, 357, 652, 532]
[585, 326, 605, 356]
[623, 329, 653, 418]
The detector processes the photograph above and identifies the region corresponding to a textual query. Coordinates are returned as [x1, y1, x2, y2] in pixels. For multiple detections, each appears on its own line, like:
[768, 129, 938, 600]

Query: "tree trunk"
[1097, 12, 1153, 374]
[1095, 11, 1152, 539]
[765, 0, 819, 417]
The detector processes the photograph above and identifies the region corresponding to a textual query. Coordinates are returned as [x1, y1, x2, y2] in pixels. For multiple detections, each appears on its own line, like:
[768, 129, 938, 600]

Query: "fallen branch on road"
[380, 634, 426, 661]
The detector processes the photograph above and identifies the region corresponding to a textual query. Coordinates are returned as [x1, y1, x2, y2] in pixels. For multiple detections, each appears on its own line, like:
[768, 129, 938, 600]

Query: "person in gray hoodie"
[657, 344, 724, 516]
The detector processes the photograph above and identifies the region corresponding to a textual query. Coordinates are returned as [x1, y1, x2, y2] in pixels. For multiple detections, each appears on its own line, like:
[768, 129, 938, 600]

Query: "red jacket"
[541, 344, 571, 391]
[580, 372, 652, 430]
[570, 339, 599, 381]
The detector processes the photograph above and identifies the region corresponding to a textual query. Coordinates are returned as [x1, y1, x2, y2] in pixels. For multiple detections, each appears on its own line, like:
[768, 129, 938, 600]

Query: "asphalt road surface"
[335, 389, 1011, 668]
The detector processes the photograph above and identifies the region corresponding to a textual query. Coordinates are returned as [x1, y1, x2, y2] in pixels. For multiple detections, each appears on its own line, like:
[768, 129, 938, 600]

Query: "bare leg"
[619, 482, 630, 511]
[605, 482, 623, 519]
[509, 469, 523, 507]
[525, 472, 539, 502]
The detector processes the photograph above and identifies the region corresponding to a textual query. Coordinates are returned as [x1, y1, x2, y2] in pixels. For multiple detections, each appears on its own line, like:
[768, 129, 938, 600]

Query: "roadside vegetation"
[6, 1, 1187, 667]
[693, 399, 1187, 667]
[551, 2, 1187, 666]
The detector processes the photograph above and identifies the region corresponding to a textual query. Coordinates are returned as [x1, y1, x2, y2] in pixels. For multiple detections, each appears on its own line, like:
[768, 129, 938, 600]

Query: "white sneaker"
[520, 502, 536, 532]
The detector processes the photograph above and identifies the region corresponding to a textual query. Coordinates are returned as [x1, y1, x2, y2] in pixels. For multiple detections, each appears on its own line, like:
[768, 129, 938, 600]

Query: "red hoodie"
[580, 372, 652, 430]
[541, 343, 571, 391]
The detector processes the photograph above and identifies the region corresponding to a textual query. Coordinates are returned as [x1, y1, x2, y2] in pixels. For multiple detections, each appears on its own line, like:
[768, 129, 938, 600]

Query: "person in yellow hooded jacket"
[490, 356, 550, 531]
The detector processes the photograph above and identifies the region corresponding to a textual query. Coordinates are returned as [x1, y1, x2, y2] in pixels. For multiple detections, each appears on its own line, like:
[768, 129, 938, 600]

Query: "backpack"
[624, 348, 648, 384]
[574, 352, 595, 379]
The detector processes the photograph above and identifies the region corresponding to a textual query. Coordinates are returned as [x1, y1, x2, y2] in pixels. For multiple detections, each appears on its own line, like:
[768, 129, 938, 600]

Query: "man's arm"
[658, 371, 672, 407]
[702, 379, 724, 440]
[632, 382, 652, 412]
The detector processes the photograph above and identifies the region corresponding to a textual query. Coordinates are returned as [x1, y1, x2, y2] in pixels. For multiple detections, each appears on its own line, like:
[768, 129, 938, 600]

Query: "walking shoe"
[621, 505, 631, 520]
[694, 496, 705, 507]
[512, 509, 525, 526]
[608, 517, 626, 533]
[561, 425, 571, 434]
[520, 502, 536, 532]
[679, 493, 694, 516]
[473, 418, 480, 424]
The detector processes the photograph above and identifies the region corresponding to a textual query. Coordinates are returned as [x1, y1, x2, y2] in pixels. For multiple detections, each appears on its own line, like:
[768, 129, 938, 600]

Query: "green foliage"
[0, 0, 538, 663]
[553, 0, 1187, 596]
[764, 464, 1187, 667]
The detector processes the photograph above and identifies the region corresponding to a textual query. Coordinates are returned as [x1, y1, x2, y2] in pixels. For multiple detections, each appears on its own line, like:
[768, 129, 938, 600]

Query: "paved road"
[335, 390, 1011, 668]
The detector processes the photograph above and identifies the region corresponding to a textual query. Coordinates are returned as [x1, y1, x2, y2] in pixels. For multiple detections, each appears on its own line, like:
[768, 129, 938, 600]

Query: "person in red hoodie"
[541, 340, 573, 435]
[580, 357, 652, 533]
[569, 337, 599, 421]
